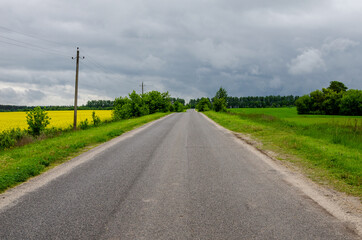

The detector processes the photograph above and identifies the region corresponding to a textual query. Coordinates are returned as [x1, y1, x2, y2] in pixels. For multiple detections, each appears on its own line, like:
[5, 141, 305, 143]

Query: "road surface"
[0, 110, 359, 239]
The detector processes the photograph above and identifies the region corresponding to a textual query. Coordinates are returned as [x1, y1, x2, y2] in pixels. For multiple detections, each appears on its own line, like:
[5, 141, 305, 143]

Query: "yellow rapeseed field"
[0, 110, 113, 132]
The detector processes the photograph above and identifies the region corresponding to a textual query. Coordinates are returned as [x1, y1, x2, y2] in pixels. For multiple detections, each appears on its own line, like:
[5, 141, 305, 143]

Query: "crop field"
[0, 110, 113, 132]
[204, 108, 362, 197]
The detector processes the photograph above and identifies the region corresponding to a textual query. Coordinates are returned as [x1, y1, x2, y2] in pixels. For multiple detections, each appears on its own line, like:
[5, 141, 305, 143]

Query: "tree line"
[189, 95, 298, 109]
[296, 81, 361, 116]
[0, 100, 113, 112]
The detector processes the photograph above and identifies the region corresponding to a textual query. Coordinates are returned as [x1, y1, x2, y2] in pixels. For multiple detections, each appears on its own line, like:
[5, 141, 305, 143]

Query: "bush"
[339, 89, 362, 116]
[92, 111, 101, 126]
[0, 128, 25, 150]
[295, 95, 312, 114]
[213, 98, 227, 112]
[79, 119, 90, 130]
[196, 98, 211, 112]
[173, 101, 184, 112]
[113, 96, 132, 120]
[143, 91, 171, 113]
[26, 107, 51, 136]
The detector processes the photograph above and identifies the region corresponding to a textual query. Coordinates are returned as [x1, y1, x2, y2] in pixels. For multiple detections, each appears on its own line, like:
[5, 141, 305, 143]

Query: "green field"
[205, 108, 361, 197]
[0, 112, 170, 192]
[229, 107, 362, 126]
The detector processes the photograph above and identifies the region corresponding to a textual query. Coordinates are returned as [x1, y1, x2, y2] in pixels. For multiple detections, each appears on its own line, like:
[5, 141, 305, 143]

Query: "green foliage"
[309, 89, 324, 113]
[322, 88, 343, 115]
[296, 81, 361, 116]
[190, 95, 298, 109]
[215, 87, 228, 99]
[213, 87, 228, 112]
[0, 128, 24, 150]
[143, 91, 171, 113]
[196, 97, 211, 112]
[173, 101, 184, 112]
[113, 90, 173, 120]
[295, 95, 312, 114]
[92, 111, 101, 126]
[129, 91, 149, 117]
[213, 98, 227, 112]
[340, 89, 362, 116]
[79, 119, 90, 130]
[328, 81, 348, 93]
[85, 100, 114, 109]
[26, 107, 51, 136]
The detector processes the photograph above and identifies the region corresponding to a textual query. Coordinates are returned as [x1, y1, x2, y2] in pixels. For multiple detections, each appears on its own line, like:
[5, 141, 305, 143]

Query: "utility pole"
[72, 47, 84, 130]
[141, 82, 144, 95]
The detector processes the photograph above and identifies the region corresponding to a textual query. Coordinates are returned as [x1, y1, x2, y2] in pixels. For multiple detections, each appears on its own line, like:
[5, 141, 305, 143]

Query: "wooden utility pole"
[72, 47, 84, 130]
[140, 82, 148, 95]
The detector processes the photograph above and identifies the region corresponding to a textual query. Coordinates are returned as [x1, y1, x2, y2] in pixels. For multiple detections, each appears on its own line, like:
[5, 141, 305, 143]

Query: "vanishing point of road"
[0, 110, 359, 239]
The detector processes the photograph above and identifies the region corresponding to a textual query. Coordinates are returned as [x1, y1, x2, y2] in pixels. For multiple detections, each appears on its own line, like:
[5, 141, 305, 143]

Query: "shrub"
[173, 101, 184, 112]
[196, 98, 211, 112]
[340, 89, 362, 116]
[213, 98, 227, 112]
[92, 111, 101, 126]
[26, 107, 51, 136]
[0, 128, 25, 150]
[295, 95, 312, 114]
[79, 119, 90, 130]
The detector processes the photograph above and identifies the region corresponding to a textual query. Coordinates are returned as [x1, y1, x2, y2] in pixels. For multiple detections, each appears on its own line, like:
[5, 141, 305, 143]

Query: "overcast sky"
[0, 0, 362, 105]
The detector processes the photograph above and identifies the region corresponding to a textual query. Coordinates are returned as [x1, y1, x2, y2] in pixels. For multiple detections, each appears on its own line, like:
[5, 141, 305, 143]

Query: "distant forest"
[0, 100, 114, 112]
[1, 95, 299, 112]
[189, 95, 299, 109]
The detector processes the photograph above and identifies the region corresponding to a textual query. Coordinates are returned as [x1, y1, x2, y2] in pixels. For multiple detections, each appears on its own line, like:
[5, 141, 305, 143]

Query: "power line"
[0, 24, 68, 47]
[0, 34, 71, 57]
[81, 49, 121, 76]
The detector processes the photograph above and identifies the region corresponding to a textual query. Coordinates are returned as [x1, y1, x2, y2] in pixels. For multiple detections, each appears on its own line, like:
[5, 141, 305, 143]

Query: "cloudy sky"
[0, 0, 362, 105]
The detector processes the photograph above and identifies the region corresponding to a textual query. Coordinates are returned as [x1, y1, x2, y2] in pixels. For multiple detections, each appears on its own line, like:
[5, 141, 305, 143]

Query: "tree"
[339, 89, 362, 116]
[309, 89, 325, 114]
[143, 91, 171, 113]
[129, 91, 149, 117]
[215, 87, 228, 99]
[113, 96, 132, 120]
[295, 95, 312, 114]
[213, 98, 227, 112]
[328, 81, 348, 93]
[173, 101, 184, 112]
[26, 107, 51, 136]
[196, 98, 211, 112]
[322, 88, 343, 115]
[213, 87, 228, 112]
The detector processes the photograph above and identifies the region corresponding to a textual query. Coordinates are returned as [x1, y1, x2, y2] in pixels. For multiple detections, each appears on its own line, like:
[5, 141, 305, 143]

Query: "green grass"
[0, 112, 170, 192]
[204, 108, 362, 197]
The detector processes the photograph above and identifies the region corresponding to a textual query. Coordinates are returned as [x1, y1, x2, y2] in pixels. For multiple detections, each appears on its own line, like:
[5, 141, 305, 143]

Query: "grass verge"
[204, 111, 361, 198]
[0, 112, 170, 193]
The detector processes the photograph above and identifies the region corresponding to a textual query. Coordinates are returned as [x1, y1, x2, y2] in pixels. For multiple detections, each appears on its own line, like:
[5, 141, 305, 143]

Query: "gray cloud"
[0, 0, 361, 105]
[288, 49, 326, 75]
[0, 87, 45, 105]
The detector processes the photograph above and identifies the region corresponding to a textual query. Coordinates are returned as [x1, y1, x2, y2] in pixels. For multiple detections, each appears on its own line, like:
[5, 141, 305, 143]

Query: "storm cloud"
[0, 0, 361, 105]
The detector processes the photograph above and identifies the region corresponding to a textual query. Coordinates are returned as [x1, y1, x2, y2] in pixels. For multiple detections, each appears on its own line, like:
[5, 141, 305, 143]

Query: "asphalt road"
[0, 110, 359, 239]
